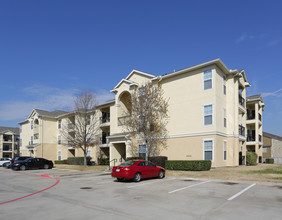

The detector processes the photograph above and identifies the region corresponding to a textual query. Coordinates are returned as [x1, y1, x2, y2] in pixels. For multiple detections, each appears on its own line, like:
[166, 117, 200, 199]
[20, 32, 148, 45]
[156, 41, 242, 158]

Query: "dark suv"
[10, 156, 31, 166]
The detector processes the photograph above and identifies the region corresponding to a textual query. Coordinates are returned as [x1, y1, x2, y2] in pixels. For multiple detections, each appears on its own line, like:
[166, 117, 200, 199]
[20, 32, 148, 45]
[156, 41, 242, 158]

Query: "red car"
[111, 160, 165, 182]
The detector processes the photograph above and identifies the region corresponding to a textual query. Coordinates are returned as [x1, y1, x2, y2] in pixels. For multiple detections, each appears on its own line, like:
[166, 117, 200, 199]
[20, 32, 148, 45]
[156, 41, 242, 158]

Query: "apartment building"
[263, 132, 282, 164]
[0, 126, 20, 158]
[19, 59, 265, 167]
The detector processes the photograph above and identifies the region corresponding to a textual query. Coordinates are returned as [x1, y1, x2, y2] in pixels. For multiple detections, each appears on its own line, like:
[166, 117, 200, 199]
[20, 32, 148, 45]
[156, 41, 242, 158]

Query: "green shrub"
[246, 152, 257, 166]
[98, 158, 109, 165]
[126, 156, 168, 168]
[54, 160, 68, 164]
[67, 157, 92, 165]
[165, 160, 211, 171]
[265, 158, 274, 164]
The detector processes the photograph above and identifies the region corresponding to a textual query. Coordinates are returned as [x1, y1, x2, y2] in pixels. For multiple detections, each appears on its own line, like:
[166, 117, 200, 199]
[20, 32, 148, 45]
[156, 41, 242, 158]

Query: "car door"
[145, 162, 158, 178]
[137, 162, 149, 178]
[26, 158, 36, 169]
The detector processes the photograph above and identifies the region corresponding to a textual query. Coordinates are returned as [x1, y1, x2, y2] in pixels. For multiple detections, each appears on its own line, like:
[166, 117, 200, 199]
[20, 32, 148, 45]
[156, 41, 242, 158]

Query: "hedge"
[54, 160, 68, 164]
[126, 156, 168, 168]
[265, 158, 274, 164]
[165, 160, 211, 171]
[67, 157, 92, 165]
[98, 158, 109, 165]
[246, 152, 257, 166]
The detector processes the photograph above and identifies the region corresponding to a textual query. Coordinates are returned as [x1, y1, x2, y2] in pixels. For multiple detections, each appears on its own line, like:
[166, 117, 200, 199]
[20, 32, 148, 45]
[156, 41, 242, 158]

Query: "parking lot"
[1, 167, 282, 220]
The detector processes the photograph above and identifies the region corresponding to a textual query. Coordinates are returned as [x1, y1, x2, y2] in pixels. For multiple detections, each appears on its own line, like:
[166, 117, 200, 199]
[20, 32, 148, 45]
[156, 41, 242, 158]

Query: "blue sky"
[0, 0, 282, 136]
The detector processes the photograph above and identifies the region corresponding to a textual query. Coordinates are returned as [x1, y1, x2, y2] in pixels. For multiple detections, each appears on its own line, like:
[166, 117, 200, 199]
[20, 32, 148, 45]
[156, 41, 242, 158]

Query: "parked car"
[12, 157, 53, 171]
[2, 161, 11, 168]
[11, 156, 31, 164]
[0, 157, 11, 166]
[111, 160, 165, 182]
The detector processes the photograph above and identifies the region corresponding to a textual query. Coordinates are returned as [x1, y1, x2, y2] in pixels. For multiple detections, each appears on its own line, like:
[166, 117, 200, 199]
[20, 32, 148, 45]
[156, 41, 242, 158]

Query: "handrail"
[109, 158, 117, 170]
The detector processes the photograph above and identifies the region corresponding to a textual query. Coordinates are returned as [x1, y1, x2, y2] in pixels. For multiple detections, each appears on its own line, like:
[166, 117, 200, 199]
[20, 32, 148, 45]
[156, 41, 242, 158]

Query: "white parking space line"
[127, 178, 176, 189]
[227, 183, 256, 201]
[73, 176, 111, 181]
[168, 180, 211, 194]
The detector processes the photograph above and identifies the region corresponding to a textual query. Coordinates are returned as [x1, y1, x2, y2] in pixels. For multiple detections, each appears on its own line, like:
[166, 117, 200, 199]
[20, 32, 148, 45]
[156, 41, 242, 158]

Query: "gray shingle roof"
[35, 109, 69, 118]
[0, 126, 20, 135]
[263, 132, 282, 141]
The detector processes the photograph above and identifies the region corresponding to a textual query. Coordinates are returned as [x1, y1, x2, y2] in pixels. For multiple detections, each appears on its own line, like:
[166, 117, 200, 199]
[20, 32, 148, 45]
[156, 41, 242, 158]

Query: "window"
[87, 149, 91, 157]
[31, 120, 33, 129]
[58, 151, 62, 161]
[20, 139, 22, 147]
[204, 140, 213, 161]
[223, 141, 227, 161]
[86, 115, 91, 125]
[263, 147, 267, 153]
[58, 135, 61, 145]
[223, 75, 226, 95]
[204, 69, 212, 90]
[204, 105, 213, 125]
[58, 120, 62, 129]
[138, 144, 147, 158]
[30, 136, 33, 145]
[223, 108, 227, 128]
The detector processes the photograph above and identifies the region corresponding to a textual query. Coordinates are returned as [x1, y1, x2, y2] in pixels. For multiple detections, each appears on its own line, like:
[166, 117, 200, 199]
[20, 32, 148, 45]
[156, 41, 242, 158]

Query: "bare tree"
[124, 81, 169, 160]
[60, 90, 99, 167]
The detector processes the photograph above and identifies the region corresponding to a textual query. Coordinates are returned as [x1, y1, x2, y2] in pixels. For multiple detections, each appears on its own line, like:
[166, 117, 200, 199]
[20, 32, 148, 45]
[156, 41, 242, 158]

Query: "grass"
[247, 168, 282, 175]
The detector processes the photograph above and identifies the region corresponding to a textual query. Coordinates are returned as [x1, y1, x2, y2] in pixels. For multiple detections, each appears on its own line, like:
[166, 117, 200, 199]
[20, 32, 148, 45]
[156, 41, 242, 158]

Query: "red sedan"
[111, 160, 165, 182]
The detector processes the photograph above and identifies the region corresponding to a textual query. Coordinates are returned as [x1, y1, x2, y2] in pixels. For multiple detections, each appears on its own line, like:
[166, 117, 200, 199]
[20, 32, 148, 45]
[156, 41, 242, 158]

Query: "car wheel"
[44, 164, 49, 169]
[133, 173, 141, 182]
[158, 170, 165, 179]
[20, 165, 26, 171]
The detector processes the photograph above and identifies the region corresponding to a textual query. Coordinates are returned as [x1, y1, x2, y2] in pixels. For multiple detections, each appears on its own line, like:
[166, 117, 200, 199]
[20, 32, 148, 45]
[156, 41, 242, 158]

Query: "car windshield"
[23, 158, 31, 162]
[120, 161, 138, 166]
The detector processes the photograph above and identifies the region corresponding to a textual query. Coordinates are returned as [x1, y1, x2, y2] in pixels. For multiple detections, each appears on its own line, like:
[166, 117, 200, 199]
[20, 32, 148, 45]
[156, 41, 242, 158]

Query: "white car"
[0, 158, 11, 166]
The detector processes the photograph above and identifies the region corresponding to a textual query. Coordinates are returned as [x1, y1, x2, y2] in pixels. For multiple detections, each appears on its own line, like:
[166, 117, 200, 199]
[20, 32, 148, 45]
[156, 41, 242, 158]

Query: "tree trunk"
[84, 151, 87, 167]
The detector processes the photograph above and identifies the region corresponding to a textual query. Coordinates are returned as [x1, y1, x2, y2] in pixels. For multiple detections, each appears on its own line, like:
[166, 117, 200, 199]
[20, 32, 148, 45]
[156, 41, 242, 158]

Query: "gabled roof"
[158, 59, 232, 80]
[263, 132, 282, 141]
[0, 126, 20, 135]
[27, 109, 69, 120]
[112, 70, 156, 92]
[247, 94, 263, 102]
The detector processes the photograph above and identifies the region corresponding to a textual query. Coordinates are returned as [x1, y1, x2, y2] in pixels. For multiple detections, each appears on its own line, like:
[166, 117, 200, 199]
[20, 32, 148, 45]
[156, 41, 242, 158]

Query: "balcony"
[239, 124, 245, 137]
[68, 123, 75, 133]
[100, 112, 110, 127]
[247, 135, 255, 142]
[258, 113, 262, 121]
[118, 115, 130, 126]
[3, 136, 12, 142]
[2, 145, 12, 151]
[99, 132, 110, 147]
[239, 94, 245, 108]
[259, 134, 262, 142]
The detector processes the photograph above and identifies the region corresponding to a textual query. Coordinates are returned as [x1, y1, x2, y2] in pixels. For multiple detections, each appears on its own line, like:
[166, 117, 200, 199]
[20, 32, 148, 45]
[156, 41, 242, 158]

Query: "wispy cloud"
[236, 33, 266, 43]
[267, 38, 282, 47]
[262, 88, 282, 98]
[0, 85, 115, 122]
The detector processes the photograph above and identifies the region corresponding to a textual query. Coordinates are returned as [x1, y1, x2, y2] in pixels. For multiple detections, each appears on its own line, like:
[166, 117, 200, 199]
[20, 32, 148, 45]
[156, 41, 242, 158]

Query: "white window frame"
[203, 104, 213, 126]
[58, 135, 61, 145]
[31, 120, 34, 129]
[223, 108, 227, 128]
[262, 147, 267, 153]
[58, 120, 62, 129]
[223, 140, 227, 161]
[223, 75, 226, 95]
[203, 69, 213, 90]
[58, 150, 62, 161]
[138, 143, 147, 158]
[87, 149, 91, 157]
[203, 139, 214, 162]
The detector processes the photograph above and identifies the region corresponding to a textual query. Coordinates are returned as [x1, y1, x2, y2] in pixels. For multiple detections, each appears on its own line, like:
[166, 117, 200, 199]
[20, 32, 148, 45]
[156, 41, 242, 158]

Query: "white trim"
[203, 138, 214, 162]
[223, 140, 227, 161]
[203, 103, 213, 126]
[109, 141, 127, 144]
[125, 69, 155, 81]
[203, 68, 213, 91]
[113, 79, 136, 90]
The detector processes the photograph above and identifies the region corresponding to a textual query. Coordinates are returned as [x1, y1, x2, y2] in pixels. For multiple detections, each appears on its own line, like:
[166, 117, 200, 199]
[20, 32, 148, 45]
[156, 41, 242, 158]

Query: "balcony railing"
[247, 110, 255, 120]
[100, 116, 110, 124]
[3, 136, 12, 142]
[259, 134, 262, 142]
[258, 113, 262, 121]
[239, 94, 245, 108]
[247, 135, 255, 142]
[239, 124, 245, 136]
[3, 146, 12, 151]
[118, 115, 130, 126]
